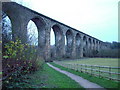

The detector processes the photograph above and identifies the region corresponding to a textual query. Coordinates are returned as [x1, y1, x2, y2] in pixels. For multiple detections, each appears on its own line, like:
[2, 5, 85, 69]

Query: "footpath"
[47, 63, 105, 89]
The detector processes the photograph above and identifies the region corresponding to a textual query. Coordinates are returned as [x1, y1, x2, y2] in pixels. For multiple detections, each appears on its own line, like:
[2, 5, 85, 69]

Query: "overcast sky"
[12, 0, 119, 43]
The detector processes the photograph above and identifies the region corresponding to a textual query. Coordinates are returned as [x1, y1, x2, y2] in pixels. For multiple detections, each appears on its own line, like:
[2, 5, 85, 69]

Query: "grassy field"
[51, 62, 119, 88]
[54, 58, 119, 82]
[6, 63, 83, 88]
[58, 58, 119, 67]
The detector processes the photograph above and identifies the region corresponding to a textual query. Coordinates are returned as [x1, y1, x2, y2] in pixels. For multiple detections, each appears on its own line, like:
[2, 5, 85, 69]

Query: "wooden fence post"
[76, 64, 78, 71]
[109, 67, 111, 80]
[81, 64, 82, 73]
[99, 66, 100, 78]
[91, 65, 92, 75]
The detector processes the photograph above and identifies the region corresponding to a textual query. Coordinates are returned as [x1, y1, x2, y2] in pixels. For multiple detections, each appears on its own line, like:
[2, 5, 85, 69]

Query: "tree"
[27, 20, 38, 46]
[111, 41, 120, 49]
[2, 12, 12, 43]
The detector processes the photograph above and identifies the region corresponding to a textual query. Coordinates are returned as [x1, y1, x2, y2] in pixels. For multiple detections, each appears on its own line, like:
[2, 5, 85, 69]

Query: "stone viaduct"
[2, 2, 109, 61]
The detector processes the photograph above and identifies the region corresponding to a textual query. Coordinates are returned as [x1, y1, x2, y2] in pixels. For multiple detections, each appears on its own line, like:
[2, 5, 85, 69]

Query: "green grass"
[51, 62, 119, 89]
[59, 58, 119, 67]
[55, 58, 119, 79]
[15, 63, 83, 88]
[0, 72, 2, 74]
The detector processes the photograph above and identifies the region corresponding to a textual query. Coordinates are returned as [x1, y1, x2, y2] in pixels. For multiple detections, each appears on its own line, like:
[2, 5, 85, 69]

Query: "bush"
[2, 38, 45, 88]
[3, 38, 45, 71]
[3, 39, 24, 60]
[35, 56, 45, 69]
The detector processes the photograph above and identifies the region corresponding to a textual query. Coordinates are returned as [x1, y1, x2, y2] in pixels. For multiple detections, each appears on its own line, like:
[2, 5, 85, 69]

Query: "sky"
[11, 0, 119, 43]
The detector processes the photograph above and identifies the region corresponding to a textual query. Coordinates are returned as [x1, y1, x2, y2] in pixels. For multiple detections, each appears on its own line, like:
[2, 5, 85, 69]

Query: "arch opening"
[50, 24, 62, 58]
[83, 36, 86, 46]
[26, 17, 46, 58]
[27, 20, 38, 46]
[50, 28, 55, 46]
[30, 17, 46, 48]
[83, 36, 87, 57]
[93, 39, 95, 50]
[52, 25, 62, 45]
[76, 33, 81, 46]
[88, 38, 91, 50]
[2, 12, 12, 43]
[75, 33, 81, 58]
[89, 38, 91, 44]
[66, 30, 73, 58]
[66, 30, 73, 46]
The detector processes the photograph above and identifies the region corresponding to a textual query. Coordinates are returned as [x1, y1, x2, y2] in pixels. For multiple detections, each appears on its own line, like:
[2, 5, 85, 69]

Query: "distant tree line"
[110, 42, 120, 49]
[96, 42, 120, 58]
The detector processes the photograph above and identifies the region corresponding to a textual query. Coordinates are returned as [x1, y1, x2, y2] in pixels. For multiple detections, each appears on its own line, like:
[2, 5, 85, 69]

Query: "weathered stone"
[2, 2, 110, 61]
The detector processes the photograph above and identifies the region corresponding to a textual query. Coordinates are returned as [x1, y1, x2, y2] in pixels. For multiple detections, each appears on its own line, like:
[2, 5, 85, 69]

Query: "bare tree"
[2, 12, 12, 43]
[27, 21, 38, 46]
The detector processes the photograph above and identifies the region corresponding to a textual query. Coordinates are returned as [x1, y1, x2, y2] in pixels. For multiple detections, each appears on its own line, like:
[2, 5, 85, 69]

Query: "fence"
[54, 62, 120, 81]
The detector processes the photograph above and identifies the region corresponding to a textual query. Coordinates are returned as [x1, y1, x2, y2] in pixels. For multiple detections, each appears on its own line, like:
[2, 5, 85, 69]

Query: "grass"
[59, 58, 119, 67]
[55, 58, 119, 79]
[0, 72, 2, 74]
[11, 63, 83, 88]
[41, 64, 83, 88]
[50, 62, 119, 89]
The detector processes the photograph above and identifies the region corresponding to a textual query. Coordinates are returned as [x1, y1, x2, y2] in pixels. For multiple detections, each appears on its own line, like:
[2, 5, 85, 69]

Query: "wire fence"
[54, 61, 120, 82]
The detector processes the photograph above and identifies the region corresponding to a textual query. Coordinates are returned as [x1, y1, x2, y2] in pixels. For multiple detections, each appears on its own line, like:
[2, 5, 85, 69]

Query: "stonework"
[2, 2, 110, 61]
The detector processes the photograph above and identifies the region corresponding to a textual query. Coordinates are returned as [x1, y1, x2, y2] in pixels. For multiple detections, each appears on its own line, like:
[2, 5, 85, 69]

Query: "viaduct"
[2, 2, 109, 61]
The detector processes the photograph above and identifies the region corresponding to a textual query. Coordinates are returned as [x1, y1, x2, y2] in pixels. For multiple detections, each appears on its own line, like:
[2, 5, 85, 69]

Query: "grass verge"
[50, 62, 119, 89]
[4, 63, 83, 88]
[39, 63, 83, 88]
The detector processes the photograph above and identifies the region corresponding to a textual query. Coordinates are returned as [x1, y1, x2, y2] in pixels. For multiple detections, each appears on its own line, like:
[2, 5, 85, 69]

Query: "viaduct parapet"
[2, 2, 110, 61]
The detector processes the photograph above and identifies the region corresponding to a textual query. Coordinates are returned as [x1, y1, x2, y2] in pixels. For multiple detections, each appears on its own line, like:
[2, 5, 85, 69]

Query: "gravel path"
[47, 63, 105, 89]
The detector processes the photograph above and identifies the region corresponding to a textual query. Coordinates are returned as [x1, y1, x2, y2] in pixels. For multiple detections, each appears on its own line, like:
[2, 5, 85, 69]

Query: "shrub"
[2, 38, 45, 88]
[3, 39, 24, 60]
[35, 56, 45, 69]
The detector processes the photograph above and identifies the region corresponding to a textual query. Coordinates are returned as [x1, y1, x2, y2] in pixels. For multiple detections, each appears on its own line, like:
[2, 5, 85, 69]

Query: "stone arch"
[50, 24, 63, 58]
[88, 38, 92, 50]
[75, 33, 81, 58]
[92, 39, 99, 56]
[98, 41, 100, 50]
[66, 29, 73, 58]
[28, 17, 46, 48]
[96, 40, 98, 49]
[52, 24, 62, 44]
[96, 40, 100, 53]
[83, 36, 87, 44]
[94, 40, 97, 50]
[83, 36, 87, 49]
[87, 38, 92, 57]
[76, 33, 81, 46]
[83, 35, 88, 57]
[26, 17, 46, 57]
[88, 38, 91, 43]
[2, 6, 27, 43]
[93, 39, 95, 50]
